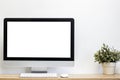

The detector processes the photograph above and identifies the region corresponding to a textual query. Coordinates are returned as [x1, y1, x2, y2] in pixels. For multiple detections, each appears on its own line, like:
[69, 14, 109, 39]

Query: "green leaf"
[94, 44, 120, 63]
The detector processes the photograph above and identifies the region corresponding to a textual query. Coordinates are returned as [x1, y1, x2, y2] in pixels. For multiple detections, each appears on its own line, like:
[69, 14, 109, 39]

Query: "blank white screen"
[7, 22, 70, 58]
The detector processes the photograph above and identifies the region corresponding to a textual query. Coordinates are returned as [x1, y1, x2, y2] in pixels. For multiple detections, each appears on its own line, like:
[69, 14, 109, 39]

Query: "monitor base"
[26, 67, 48, 73]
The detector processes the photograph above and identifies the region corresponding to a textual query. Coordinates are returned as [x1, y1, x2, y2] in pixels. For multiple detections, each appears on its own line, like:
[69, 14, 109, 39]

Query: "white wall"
[0, 0, 120, 74]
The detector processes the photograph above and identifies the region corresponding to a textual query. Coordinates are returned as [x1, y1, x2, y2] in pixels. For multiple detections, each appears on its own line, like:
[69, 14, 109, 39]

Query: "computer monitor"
[3, 18, 74, 70]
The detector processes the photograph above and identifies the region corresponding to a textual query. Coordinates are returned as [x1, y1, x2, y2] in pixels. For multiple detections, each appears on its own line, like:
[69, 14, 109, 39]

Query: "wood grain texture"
[0, 74, 120, 80]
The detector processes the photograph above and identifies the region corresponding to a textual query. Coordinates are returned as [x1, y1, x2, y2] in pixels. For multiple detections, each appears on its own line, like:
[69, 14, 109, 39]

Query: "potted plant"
[94, 44, 120, 74]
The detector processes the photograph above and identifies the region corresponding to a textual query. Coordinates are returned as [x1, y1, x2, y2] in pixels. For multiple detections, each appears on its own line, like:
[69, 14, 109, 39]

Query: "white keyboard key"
[20, 73, 58, 78]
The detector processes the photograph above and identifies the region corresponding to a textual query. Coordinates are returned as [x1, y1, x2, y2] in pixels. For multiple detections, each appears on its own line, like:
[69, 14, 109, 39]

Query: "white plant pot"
[102, 62, 116, 74]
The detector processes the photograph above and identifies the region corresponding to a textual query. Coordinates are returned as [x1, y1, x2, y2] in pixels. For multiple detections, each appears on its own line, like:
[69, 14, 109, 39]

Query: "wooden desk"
[0, 74, 120, 80]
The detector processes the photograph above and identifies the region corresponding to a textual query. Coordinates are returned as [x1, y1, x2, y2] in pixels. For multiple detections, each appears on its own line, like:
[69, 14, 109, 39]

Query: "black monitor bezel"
[4, 18, 74, 61]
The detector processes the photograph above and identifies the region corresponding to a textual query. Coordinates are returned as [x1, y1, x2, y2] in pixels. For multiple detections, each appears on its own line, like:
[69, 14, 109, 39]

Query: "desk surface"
[0, 74, 120, 80]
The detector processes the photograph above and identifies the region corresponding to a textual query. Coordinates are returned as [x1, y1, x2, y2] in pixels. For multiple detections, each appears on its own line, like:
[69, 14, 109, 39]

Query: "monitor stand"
[21, 67, 58, 78]
[26, 67, 48, 73]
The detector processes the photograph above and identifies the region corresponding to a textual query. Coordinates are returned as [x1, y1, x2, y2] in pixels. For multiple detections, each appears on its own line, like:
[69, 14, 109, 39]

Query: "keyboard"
[20, 73, 58, 78]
